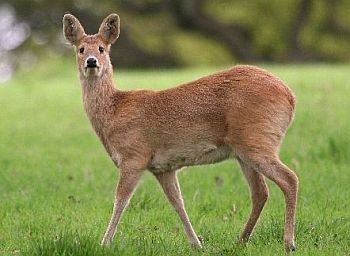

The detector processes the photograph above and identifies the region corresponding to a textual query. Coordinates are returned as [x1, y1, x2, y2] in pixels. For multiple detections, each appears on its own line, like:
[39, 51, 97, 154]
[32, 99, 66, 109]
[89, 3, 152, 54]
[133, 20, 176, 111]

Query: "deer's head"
[63, 13, 120, 79]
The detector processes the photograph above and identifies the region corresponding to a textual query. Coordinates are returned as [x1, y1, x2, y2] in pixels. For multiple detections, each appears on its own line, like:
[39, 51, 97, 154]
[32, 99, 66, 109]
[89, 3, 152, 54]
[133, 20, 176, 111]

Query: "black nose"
[86, 57, 97, 68]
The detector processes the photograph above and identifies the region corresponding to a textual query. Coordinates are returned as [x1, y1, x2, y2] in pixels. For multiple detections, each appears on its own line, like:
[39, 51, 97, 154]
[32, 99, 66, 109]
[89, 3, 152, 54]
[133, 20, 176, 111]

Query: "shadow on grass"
[22, 232, 121, 256]
[22, 231, 250, 256]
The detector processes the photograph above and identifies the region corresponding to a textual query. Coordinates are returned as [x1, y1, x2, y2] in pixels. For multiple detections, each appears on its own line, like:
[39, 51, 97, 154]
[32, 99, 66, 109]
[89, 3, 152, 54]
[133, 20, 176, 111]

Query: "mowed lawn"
[0, 59, 349, 255]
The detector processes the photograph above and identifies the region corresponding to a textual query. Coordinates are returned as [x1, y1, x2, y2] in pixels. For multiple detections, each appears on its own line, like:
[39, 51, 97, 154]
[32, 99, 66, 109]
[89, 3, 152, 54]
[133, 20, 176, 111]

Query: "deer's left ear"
[98, 14, 120, 45]
[63, 14, 86, 46]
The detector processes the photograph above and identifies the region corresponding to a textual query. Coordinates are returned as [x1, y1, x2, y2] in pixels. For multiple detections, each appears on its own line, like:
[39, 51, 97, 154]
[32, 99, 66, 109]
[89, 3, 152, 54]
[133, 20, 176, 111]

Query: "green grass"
[1, 58, 349, 255]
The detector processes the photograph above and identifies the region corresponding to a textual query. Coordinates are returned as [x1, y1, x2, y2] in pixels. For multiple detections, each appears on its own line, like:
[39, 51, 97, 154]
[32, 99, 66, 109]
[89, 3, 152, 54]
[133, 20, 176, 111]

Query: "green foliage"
[4, 0, 350, 69]
[0, 59, 349, 255]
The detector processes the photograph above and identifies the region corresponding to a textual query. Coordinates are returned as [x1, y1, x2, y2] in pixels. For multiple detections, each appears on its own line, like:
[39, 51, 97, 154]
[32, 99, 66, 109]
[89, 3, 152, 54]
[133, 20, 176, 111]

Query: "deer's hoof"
[285, 240, 296, 253]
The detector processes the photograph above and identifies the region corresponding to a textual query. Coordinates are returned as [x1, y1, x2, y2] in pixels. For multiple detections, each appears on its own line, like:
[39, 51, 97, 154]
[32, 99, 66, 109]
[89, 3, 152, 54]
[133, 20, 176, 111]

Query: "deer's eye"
[99, 46, 105, 54]
[79, 47, 85, 54]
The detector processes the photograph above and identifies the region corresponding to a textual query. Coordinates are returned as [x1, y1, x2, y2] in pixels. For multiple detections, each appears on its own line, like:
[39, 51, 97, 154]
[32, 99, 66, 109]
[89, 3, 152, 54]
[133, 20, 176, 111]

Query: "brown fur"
[63, 13, 299, 252]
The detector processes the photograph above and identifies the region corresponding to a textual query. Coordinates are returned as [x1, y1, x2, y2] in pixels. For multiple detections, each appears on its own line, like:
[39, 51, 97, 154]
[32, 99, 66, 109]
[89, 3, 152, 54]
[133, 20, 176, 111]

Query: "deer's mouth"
[84, 65, 100, 77]
[84, 56, 101, 77]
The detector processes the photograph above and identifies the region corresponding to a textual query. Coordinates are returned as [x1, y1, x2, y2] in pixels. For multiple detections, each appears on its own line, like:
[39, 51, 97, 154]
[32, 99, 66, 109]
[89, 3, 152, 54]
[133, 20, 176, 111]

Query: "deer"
[62, 13, 299, 252]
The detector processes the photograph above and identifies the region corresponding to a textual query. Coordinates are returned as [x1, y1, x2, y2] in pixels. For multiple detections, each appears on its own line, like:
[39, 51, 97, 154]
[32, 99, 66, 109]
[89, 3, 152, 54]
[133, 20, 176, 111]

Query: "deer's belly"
[148, 143, 232, 173]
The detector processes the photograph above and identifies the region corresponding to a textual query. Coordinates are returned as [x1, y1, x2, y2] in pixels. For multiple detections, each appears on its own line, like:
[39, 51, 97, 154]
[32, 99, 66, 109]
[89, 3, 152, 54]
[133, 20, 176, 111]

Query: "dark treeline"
[2, 0, 350, 68]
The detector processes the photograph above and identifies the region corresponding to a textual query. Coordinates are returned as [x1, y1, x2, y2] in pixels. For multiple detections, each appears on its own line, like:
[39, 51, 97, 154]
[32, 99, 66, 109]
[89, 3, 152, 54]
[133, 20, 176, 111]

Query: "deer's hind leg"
[259, 158, 298, 252]
[238, 151, 298, 252]
[237, 159, 269, 243]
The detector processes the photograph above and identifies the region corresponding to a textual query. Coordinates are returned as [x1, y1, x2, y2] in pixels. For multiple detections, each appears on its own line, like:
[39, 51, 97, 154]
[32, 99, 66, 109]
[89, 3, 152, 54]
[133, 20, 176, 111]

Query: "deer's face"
[63, 13, 120, 79]
[75, 36, 111, 78]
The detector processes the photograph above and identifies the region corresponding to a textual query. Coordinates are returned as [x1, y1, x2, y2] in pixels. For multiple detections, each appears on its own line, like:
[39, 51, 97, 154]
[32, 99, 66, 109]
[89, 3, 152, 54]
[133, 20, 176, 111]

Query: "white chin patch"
[84, 67, 101, 77]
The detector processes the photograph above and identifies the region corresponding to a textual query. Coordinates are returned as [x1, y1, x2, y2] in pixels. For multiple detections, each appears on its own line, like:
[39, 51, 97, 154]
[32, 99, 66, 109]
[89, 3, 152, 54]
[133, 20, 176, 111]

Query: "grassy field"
[0, 58, 349, 255]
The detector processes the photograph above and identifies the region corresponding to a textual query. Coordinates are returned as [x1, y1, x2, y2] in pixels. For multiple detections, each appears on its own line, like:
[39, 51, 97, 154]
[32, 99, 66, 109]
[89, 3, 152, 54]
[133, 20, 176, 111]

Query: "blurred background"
[1, 0, 350, 82]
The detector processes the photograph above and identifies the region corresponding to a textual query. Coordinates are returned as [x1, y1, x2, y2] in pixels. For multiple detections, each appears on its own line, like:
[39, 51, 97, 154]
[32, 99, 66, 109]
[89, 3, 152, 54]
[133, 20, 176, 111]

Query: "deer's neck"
[79, 69, 128, 155]
[80, 70, 118, 125]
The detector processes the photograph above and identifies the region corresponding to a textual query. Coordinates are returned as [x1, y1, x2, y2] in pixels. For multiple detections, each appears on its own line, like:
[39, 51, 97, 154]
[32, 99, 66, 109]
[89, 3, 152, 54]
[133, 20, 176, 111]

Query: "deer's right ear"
[63, 14, 85, 46]
[98, 14, 120, 45]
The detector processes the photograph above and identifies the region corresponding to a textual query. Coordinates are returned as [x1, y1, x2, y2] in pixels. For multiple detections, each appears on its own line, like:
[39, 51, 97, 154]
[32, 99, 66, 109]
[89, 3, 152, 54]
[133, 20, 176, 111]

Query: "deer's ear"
[98, 14, 120, 45]
[63, 14, 85, 46]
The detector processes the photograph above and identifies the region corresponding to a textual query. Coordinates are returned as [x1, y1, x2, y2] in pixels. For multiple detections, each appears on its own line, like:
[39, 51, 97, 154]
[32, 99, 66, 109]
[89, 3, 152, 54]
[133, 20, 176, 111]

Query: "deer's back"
[142, 65, 295, 133]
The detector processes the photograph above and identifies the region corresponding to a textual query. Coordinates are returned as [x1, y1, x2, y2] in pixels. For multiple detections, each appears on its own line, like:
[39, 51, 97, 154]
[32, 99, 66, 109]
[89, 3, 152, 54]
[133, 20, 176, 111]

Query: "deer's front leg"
[155, 171, 202, 248]
[101, 168, 143, 246]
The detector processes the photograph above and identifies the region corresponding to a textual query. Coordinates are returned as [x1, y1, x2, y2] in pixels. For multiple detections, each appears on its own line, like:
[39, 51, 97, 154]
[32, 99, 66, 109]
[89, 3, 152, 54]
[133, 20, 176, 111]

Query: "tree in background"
[1, 0, 350, 74]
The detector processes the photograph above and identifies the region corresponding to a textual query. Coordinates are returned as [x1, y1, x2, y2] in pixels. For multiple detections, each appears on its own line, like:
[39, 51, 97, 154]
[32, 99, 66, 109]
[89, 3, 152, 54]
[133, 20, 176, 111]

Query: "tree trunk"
[169, 0, 258, 62]
[288, 0, 315, 61]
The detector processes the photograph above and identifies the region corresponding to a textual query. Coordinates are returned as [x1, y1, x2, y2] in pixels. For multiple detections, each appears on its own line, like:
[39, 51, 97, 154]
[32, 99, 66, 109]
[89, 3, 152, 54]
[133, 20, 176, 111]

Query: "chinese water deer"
[63, 13, 298, 252]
